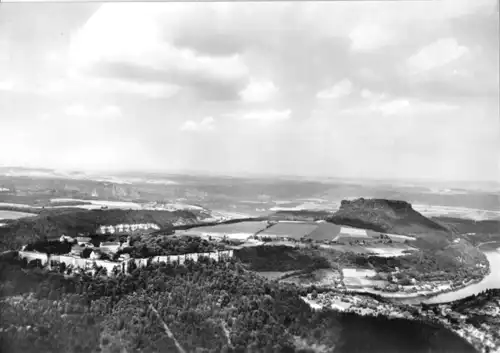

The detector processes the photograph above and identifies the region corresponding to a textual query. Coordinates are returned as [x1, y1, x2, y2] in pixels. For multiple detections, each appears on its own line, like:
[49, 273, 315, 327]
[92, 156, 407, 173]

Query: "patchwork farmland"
[258, 222, 318, 240]
[177, 221, 270, 241]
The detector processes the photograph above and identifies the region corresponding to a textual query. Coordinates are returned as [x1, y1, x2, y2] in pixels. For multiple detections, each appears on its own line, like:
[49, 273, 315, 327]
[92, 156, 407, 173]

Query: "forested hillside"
[0, 256, 476, 353]
[0, 209, 201, 251]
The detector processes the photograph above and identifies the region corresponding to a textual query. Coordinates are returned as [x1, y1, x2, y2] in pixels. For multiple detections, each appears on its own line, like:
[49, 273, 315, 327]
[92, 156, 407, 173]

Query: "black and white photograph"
[0, 0, 499, 352]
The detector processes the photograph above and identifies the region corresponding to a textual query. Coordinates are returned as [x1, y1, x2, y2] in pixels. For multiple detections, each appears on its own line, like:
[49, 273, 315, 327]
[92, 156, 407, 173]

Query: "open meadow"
[0, 210, 37, 220]
[177, 221, 269, 240]
[259, 222, 318, 240]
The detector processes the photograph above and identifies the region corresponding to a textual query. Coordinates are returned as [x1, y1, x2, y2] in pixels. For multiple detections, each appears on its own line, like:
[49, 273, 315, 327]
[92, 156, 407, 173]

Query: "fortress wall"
[19, 249, 234, 275]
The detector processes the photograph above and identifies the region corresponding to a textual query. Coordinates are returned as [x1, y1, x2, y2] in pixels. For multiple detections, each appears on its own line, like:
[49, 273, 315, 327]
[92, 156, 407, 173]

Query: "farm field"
[386, 234, 417, 242]
[305, 222, 341, 241]
[319, 244, 373, 254]
[49, 198, 143, 210]
[259, 222, 318, 240]
[0, 210, 37, 220]
[342, 268, 386, 289]
[255, 270, 297, 280]
[364, 244, 416, 257]
[177, 221, 269, 239]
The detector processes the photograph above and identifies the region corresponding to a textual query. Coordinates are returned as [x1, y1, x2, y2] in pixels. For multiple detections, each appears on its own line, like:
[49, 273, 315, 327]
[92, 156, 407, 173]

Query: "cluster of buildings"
[18, 246, 234, 277]
[60, 234, 129, 261]
[302, 291, 499, 353]
[96, 223, 160, 235]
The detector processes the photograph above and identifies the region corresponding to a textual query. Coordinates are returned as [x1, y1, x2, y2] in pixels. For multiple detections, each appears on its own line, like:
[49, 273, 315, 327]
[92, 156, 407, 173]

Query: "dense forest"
[0, 255, 476, 353]
[0, 209, 203, 251]
[435, 217, 500, 246]
[233, 244, 485, 284]
[234, 246, 331, 272]
[119, 235, 227, 258]
[317, 247, 486, 283]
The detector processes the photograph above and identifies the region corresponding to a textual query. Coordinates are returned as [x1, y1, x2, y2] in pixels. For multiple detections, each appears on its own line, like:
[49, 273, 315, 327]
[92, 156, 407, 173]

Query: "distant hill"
[433, 216, 500, 247]
[328, 198, 454, 249]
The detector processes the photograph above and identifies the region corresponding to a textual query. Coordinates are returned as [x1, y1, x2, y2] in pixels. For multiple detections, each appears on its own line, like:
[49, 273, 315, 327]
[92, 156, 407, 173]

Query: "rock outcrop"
[329, 198, 453, 248]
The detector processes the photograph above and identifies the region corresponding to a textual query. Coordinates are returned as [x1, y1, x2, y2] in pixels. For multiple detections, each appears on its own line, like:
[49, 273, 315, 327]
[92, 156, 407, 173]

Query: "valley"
[0, 170, 499, 353]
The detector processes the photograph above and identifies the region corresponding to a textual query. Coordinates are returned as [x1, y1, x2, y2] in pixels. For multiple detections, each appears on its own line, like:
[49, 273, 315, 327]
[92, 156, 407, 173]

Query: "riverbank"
[301, 290, 499, 353]
[339, 250, 493, 305]
[383, 250, 498, 305]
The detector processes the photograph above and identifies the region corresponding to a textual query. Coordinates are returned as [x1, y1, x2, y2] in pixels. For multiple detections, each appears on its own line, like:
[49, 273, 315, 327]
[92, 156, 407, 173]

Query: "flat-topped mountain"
[327, 198, 486, 269]
[328, 198, 453, 248]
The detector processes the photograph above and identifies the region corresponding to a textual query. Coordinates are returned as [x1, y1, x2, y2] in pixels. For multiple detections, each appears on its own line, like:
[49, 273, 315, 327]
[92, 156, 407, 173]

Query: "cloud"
[39, 72, 181, 99]
[0, 80, 14, 91]
[180, 116, 215, 131]
[371, 99, 411, 116]
[349, 24, 396, 52]
[240, 109, 291, 123]
[407, 38, 469, 74]
[316, 79, 353, 99]
[64, 104, 122, 120]
[360, 89, 386, 100]
[354, 89, 460, 116]
[239, 79, 278, 103]
[68, 4, 250, 101]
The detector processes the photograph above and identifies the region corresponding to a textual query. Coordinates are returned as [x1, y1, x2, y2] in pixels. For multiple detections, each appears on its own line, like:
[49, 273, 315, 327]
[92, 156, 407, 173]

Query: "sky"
[0, 0, 498, 182]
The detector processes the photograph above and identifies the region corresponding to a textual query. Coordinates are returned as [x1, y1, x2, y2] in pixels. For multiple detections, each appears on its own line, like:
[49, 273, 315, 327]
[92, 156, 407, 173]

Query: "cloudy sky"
[0, 1, 498, 181]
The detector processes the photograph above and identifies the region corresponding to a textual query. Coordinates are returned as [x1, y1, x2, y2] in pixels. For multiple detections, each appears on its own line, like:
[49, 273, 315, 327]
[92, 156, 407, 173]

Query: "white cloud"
[316, 79, 353, 99]
[64, 104, 122, 120]
[68, 4, 249, 90]
[100, 105, 122, 119]
[357, 68, 381, 82]
[40, 73, 180, 99]
[240, 109, 291, 123]
[371, 99, 411, 116]
[180, 116, 215, 131]
[239, 79, 278, 102]
[65, 104, 87, 117]
[0, 80, 14, 91]
[407, 38, 469, 74]
[349, 24, 396, 52]
[352, 90, 459, 116]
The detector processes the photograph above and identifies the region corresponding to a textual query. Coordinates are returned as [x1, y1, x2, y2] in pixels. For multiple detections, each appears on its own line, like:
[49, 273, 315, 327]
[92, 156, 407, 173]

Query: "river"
[397, 248, 500, 305]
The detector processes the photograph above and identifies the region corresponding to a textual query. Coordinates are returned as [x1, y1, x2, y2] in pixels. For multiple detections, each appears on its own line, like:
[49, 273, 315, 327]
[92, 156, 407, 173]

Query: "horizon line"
[0, 164, 498, 186]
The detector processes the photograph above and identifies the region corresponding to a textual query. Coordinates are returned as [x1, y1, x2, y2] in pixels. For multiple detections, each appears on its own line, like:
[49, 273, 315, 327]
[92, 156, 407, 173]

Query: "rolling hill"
[0, 208, 203, 251]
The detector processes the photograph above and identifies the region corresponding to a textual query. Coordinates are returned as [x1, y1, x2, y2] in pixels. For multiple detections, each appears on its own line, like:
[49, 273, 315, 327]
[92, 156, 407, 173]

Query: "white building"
[100, 242, 121, 253]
